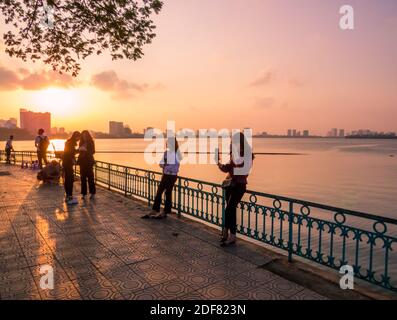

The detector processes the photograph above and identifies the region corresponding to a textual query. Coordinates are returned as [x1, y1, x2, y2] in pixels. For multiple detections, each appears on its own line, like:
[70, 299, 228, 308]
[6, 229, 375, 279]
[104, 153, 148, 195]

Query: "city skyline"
[1, 0, 397, 134]
[1, 108, 396, 139]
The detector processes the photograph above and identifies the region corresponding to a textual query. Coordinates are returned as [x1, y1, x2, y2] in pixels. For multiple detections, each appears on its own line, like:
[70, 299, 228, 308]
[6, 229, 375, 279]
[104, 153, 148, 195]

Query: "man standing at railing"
[5, 135, 14, 164]
[35, 128, 50, 169]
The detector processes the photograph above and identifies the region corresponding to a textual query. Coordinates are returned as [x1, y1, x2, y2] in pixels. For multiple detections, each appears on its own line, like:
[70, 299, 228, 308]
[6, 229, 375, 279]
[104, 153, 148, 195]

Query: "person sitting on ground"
[5, 135, 14, 164]
[37, 160, 61, 184]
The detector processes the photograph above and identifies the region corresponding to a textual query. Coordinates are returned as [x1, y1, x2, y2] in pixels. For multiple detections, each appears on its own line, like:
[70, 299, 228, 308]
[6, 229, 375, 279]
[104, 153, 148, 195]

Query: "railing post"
[221, 187, 226, 228]
[147, 172, 151, 207]
[288, 201, 294, 262]
[124, 167, 128, 197]
[21, 152, 24, 166]
[108, 163, 111, 190]
[177, 177, 182, 218]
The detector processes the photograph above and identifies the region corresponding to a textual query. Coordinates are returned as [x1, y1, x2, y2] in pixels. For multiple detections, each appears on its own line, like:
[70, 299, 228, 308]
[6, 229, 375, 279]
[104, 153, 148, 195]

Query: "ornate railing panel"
[1, 150, 396, 292]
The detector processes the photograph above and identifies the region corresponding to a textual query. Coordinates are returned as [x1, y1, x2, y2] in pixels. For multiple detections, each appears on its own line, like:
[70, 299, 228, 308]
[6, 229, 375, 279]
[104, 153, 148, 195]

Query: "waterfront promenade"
[0, 164, 390, 300]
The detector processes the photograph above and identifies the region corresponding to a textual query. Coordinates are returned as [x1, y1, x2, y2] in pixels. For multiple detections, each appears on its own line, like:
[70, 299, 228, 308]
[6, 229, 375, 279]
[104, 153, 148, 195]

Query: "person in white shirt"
[142, 138, 182, 220]
[5, 135, 14, 164]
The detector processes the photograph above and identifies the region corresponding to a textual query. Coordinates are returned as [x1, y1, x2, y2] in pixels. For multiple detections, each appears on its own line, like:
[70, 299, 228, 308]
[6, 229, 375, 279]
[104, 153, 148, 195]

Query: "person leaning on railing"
[217, 132, 254, 247]
[142, 138, 182, 220]
[5, 135, 14, 164]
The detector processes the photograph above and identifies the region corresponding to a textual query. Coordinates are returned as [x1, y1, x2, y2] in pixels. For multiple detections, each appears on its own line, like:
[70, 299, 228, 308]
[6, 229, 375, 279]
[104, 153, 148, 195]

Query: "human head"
[38, 128, 44, 135]
[9, 135, 14, 140]
[70, 131, 81, 142]
[80, 130, 94, 144]
[166, 137, 179, 152]
[50, 160, 59, 167]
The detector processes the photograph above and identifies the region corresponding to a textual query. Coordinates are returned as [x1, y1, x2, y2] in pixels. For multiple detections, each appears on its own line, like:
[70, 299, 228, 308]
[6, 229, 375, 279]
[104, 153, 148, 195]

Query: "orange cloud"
[0, 66, 78, 90]
[250, 68, 277, 87]
[90, 70, 164, 100]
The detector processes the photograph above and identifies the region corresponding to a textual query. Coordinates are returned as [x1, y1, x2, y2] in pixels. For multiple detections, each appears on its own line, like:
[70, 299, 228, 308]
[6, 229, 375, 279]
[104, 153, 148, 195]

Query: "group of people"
[142, 132, 253, 247]
[63, 130, 97, 205]
[4, 129, 252, 247]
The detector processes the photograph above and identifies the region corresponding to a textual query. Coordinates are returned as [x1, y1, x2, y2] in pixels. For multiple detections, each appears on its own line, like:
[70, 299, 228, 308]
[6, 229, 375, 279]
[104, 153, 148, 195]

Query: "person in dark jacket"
[78, 130, 96, 200]
[217, 132, 254, 246]
[5, 135, 14, 164]
[63, 131, 81, 205]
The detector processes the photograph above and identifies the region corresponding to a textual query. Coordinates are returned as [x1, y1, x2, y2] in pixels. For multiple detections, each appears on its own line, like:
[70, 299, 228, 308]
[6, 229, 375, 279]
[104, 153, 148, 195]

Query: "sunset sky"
[0, 0, 396, 135]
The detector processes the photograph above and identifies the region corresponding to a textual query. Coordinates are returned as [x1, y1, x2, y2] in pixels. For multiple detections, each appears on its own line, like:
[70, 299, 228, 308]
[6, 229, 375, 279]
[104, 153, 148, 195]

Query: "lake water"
[11, 138, 397, 218]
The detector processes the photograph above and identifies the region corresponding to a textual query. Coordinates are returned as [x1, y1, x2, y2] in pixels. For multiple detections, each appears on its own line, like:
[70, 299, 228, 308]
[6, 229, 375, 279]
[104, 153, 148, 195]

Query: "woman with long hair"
[142, 137, 182, 219]
[217, 131, 254, 246]
[63, 131, 81, 205]
[78, 130, 96, 200]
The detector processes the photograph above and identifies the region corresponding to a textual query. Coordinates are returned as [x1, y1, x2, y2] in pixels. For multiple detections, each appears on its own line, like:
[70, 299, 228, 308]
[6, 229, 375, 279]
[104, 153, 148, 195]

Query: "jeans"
[37, 150, 48, 169]
[224, 183, 247, 235]
[80, 164, 96, 196]
[64, 165, 74, 197]
[152, 174, 178, 214]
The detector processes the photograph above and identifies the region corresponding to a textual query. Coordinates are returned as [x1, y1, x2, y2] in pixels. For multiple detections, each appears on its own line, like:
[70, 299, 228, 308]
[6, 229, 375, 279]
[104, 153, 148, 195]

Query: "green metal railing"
[1, 150, 397, 292]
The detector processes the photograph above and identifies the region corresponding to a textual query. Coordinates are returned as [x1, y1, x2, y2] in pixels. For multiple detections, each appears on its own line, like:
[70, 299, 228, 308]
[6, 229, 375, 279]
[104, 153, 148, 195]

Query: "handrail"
[1, 150, 396, 293]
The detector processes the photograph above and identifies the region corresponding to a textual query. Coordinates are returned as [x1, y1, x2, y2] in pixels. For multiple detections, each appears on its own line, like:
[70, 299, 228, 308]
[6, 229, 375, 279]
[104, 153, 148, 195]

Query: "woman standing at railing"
[142, 137, 182, 220]
[218, 132, 253, 246]
[78, 130, 97, 200]
[63, 131, 81, 205]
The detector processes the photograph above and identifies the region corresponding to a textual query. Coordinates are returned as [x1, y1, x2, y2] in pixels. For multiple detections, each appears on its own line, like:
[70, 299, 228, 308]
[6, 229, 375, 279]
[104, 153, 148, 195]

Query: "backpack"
[39, 136, 50, 151]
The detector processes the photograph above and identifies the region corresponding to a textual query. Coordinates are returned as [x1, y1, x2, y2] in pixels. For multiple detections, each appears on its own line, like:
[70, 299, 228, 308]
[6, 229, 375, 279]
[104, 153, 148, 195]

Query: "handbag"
[221, 177, 234, 188]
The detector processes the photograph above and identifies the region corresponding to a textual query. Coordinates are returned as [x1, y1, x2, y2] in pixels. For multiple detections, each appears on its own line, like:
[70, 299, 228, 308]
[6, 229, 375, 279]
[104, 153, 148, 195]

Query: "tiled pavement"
[0, 165, 327, 300]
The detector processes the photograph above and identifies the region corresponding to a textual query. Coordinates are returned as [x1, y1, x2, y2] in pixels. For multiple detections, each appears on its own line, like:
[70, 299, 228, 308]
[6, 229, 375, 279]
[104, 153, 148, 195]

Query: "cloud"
[249, 68, 276, 87]
[0, 66, 163, 100]
[0, 66, 78, 91]
[0, 67, 20, 90]
[252, 97, 275, 109]
[288, 78, 304, 88]
[91, 70, 164, 100]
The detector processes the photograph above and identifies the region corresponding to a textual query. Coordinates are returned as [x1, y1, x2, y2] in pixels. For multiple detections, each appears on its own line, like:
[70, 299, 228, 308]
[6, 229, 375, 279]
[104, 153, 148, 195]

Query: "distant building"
[109, 121, 125, 137]
[292, 129, 297, 137]
[0, 117, 17, 129]
[287, 129, 292, 137]
[303, 130, 309, 137]
[59, 127, 65, 134]
[339, 129, 345, 138]
[20, 108, 51, 135]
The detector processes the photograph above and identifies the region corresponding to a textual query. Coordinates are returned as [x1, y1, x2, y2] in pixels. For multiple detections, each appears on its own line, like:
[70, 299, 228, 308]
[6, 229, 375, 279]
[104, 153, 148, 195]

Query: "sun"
[33, 87, 80, 117]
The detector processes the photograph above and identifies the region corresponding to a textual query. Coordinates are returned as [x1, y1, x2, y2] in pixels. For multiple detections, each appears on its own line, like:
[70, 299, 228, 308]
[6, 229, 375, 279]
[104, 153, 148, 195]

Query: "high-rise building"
[109, 121, 125, 137]
[292, 129, 297, 137]
[303, 130, 309, 137]
[20, 109, 51, 135]
[339, 129, 345, 138]
[287, 129, 292, 137]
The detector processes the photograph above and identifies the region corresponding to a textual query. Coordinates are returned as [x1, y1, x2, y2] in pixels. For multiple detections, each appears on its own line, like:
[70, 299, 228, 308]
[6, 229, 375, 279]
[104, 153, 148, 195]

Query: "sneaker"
[220, 234, 236, 247]
[67, 197, 78, 205]
[141, 210, 159, 219]
[154, 212, 167, 220]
